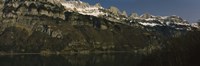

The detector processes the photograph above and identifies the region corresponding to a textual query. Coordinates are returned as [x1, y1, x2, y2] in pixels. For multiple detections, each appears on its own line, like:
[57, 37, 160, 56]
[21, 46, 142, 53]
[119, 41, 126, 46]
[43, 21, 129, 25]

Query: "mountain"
[0, 0, 199, 55]
[122, 10, 128, 17]
[57, 0, 200, 30]
[192, 22, 200, 29]
[129, 12, 139, 19]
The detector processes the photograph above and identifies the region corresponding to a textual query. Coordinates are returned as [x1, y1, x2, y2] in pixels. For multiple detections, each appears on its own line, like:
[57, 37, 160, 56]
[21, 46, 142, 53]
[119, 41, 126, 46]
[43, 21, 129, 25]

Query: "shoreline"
[0, 51, 135, 56]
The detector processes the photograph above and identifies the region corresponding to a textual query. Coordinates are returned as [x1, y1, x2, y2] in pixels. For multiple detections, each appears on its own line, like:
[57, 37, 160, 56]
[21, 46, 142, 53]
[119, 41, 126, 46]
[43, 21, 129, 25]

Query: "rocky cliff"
[0, 0, 199, 55]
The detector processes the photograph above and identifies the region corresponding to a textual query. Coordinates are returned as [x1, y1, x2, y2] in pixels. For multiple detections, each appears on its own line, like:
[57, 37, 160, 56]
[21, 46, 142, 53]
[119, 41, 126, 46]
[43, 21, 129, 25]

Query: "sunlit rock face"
[0, 0, 67, 39]
[129, 12, 139, 19]
[0, 1, 200, 66]
[0, 0, 199, 56]
[1, 0, 65, 19]
[121, 11, 127, 17]
[192, 22, 200, 30]
[140, 13, 153, 19]
[0, 0, 159, 53]
[108, 6, 121, 16]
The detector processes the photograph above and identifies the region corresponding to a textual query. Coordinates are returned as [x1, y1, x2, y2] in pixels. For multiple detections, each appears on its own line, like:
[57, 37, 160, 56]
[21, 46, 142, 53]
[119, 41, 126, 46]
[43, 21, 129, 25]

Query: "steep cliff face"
[0, 0, 164, 54]
[0, 12, 157, 53]
[2, 0, 65, 19]
[0, 0, 199, 55]
[0, 1, 182, 53]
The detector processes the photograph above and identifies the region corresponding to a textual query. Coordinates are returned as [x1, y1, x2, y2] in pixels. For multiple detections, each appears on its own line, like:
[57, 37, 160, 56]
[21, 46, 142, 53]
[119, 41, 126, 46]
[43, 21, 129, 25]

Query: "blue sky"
[81, 0, 200, 22]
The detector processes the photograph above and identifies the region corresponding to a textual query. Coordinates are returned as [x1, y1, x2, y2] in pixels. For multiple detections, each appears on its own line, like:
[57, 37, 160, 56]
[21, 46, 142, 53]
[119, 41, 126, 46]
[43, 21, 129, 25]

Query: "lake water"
[0, 53, 197, 66]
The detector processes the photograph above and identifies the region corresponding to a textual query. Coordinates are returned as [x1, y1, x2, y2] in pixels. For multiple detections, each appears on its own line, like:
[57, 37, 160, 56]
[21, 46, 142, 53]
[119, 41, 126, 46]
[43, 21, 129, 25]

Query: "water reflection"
[0, 53, 195, 66]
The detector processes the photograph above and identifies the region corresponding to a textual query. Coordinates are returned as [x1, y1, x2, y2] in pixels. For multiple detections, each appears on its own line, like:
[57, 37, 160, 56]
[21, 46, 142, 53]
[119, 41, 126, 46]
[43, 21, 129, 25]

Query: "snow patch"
[60, 1, 106, 17]
[139, 22, 162, 27]
[160, 16, 168, 19]
[191, 23, 200, 28]
[174, 22, 190, 26]
[145, 18, 156, 21]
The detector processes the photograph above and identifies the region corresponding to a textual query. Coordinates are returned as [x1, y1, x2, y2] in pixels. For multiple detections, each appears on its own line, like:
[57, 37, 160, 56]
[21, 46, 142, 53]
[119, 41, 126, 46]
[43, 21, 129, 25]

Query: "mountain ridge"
[1, 0, 199, 30]
[0, 0, 199, 55]
[60, 0, 200, 30]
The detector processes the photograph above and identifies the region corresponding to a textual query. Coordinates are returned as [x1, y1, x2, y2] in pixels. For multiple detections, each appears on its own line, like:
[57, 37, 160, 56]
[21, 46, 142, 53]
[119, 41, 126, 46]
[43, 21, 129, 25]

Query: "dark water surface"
[0, 53, 198, 66]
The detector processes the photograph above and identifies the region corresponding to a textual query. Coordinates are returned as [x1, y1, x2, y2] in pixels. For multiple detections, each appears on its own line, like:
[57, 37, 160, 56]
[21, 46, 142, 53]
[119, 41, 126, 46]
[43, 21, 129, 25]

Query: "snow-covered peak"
[134, 14, 193, 31]
[191, 23, 200, 28]
[140, 13, 154, 19]
[60, 0, 106, 17]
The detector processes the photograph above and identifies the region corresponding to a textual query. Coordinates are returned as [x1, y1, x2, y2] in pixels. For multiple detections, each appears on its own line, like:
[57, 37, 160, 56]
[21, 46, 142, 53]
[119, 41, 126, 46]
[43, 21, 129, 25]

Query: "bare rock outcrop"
[140, 13, 152, 19]
[2, 0, 65, 20]
[108, 6, 121, 16]
[129, 12, 139, 19]
[122, 10, 127, 17]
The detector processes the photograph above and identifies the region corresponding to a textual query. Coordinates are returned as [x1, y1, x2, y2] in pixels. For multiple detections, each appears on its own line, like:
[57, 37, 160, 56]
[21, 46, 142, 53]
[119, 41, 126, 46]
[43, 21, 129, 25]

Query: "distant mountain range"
[0, 0, 199, 56]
